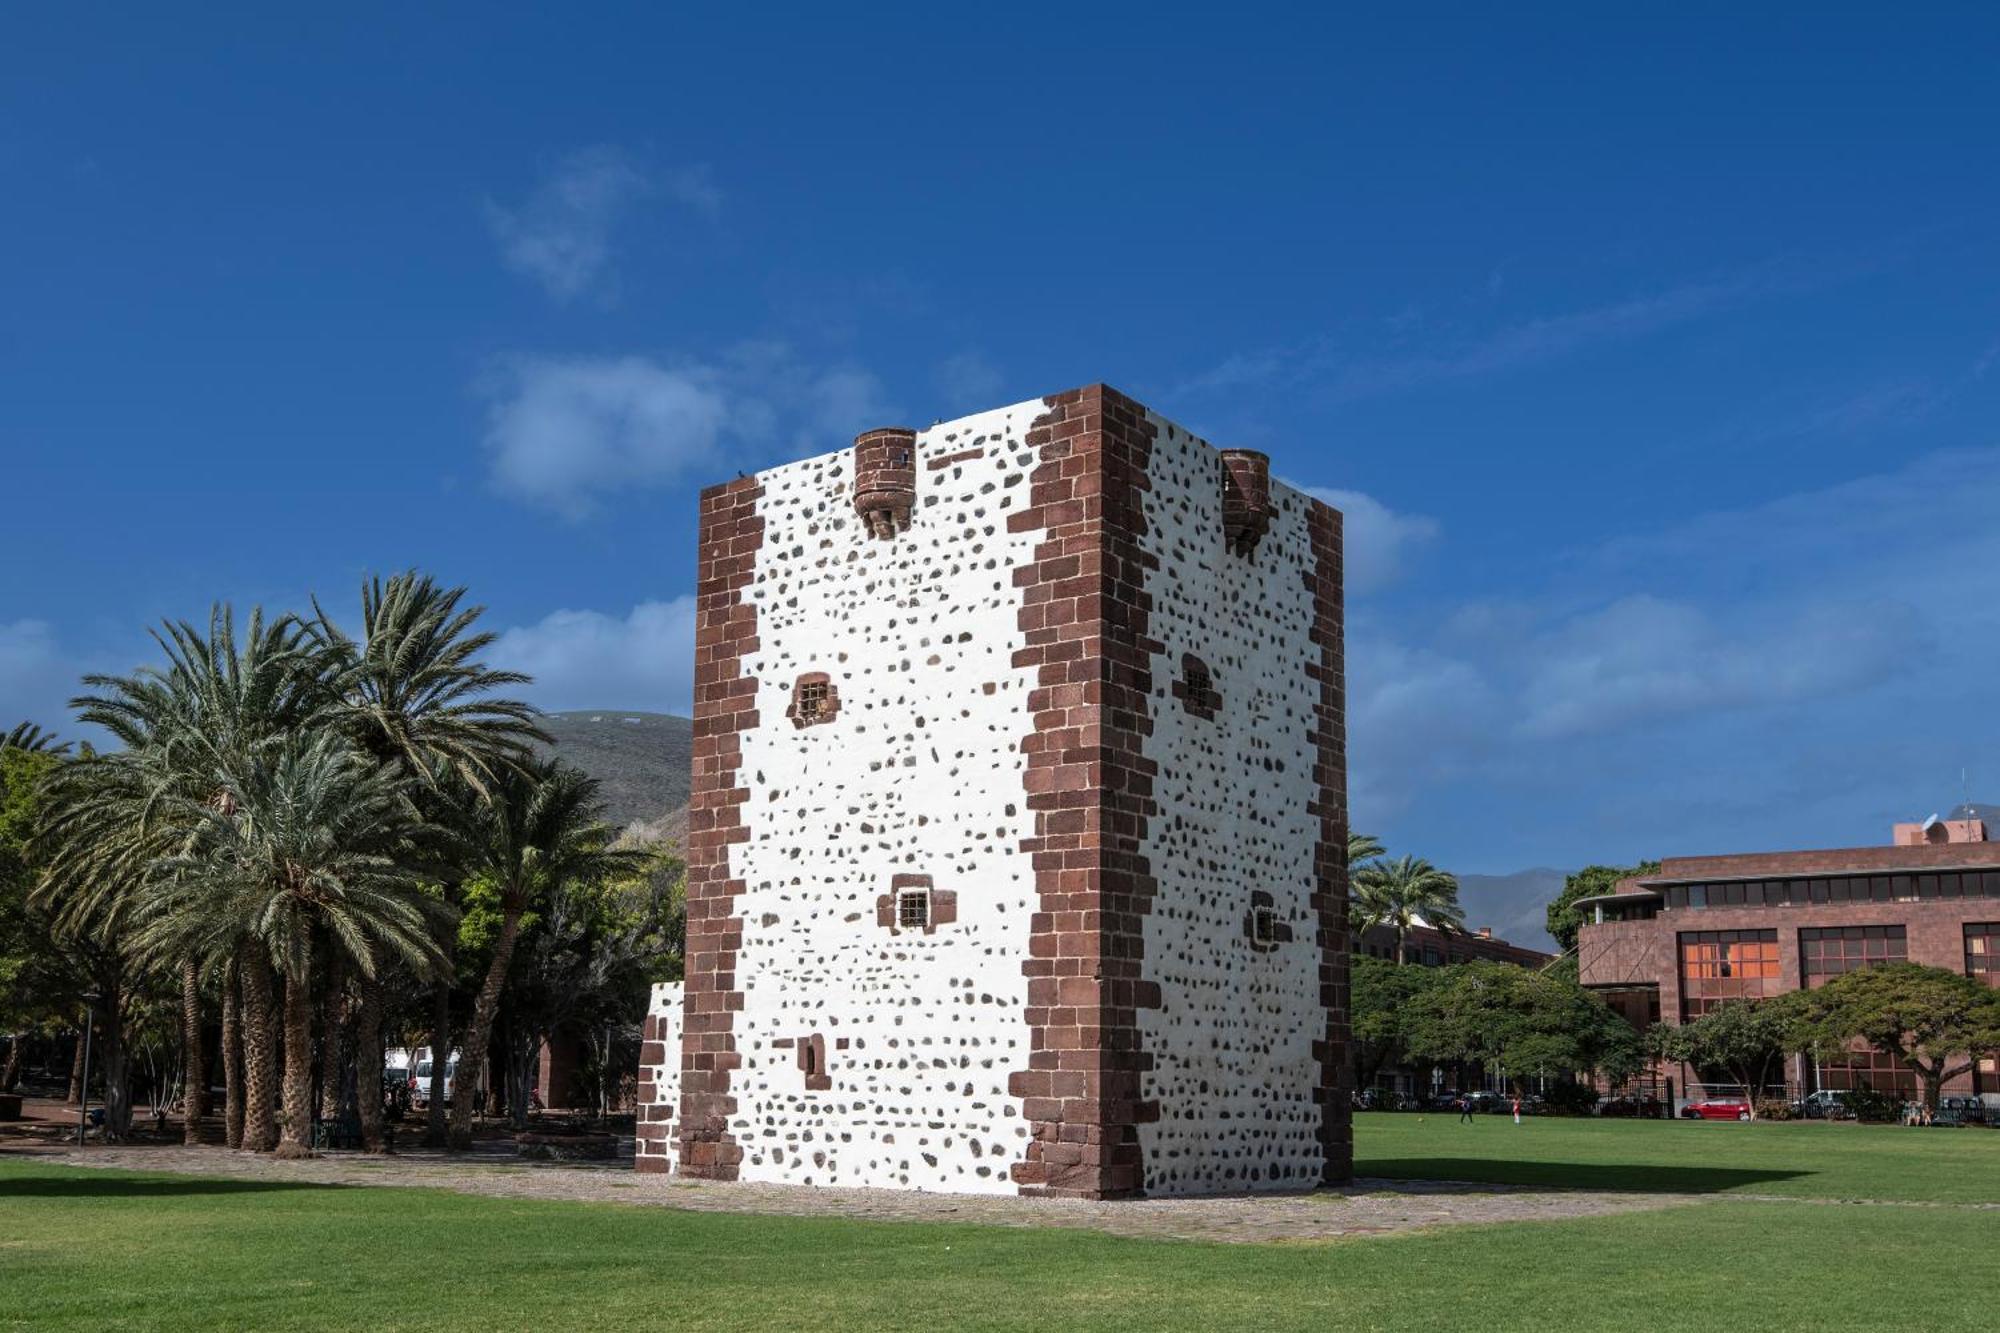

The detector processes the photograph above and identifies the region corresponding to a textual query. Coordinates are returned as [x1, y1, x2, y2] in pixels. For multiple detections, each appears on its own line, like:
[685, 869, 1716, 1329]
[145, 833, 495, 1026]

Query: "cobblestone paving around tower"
[11, 1142, 1704, 1244]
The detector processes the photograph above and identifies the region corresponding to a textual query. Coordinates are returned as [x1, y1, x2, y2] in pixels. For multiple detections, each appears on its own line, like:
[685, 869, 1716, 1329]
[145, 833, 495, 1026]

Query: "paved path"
[5, 1142, 1699, 1244]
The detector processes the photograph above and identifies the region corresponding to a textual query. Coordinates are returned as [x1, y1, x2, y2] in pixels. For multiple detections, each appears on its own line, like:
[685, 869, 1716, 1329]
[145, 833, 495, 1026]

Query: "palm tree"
[449, 759, 640, 1147]
[3, 723, 70, 755]
[1346, 831, 1385, 870]
[62, 605, 329, 1149]
[1353, 855, 1465, 964]
[311, 572, 544, 1149]
[146, 732, 446, 1157]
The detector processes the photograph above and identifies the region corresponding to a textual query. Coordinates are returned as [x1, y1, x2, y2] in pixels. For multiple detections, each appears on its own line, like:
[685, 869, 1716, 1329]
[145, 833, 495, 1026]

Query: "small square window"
[898, 889, 930, 930]
[796, 680, 829, 721]
[1251, 904, 1278, 947]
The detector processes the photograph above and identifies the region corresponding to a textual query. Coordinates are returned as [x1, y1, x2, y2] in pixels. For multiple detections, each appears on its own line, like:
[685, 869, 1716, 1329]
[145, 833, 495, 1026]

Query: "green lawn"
[4, 1117, 1998, 1332]
[1354, 1110, 2000, 1203]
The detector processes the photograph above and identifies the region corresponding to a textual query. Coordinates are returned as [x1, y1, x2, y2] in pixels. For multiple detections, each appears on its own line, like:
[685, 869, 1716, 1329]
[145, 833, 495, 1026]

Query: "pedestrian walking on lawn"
[1512, 1096, 1522, 1124]
[1458, 1095, 1474, 1124]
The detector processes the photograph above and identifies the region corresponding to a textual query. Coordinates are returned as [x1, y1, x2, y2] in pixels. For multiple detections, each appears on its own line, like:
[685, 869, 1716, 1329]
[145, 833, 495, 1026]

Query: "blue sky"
[5, 6, 1999, 873]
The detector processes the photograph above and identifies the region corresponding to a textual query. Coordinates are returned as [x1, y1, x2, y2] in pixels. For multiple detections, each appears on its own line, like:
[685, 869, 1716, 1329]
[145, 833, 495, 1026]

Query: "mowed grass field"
[5, 1116, 1998, 1332]
[1354, 1109, 2000, 1202]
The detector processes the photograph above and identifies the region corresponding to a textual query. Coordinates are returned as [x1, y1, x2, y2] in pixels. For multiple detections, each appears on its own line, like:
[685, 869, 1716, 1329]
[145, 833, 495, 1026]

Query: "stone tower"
[634, 384, 1349, 1198]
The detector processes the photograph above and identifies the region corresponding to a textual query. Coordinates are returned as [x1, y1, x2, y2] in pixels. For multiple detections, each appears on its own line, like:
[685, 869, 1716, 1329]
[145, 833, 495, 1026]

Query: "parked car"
[1463, 1090, 1510, 1114]
[1599, 1093, 1667, 1119]
[1682, 1098, 1752, 1121]
[1791, 1090, 1854, 1121]
[1937, 1097, 1988, 1126]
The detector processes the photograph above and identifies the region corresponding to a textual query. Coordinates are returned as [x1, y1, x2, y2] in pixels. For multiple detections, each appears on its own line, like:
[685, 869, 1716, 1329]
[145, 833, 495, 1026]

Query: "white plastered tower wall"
[648, 385, 1349, 1195]
[1132, 410, 1334, 1194]
[717, 400, 1051, 1192]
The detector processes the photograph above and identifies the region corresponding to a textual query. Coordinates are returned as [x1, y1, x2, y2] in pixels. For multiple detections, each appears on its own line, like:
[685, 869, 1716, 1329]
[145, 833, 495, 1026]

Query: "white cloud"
[492, 598, 698, 714]
[1296, 486, 1439, 594]
[1342, 448, 2000, 840]
[480, 346, 892, 518]
[481, 356, 731, 519]
[485, 147, 718, 303]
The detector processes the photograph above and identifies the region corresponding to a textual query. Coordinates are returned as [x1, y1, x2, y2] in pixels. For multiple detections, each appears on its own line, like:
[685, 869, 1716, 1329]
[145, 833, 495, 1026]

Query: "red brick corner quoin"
[1303, 498, 1353, 1184]
[1007, 385, 1165, 1200]
[676, 475, 764, 1179]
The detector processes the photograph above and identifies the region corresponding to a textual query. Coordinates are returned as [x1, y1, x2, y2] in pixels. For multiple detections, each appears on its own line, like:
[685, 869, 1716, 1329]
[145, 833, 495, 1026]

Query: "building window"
[797, 1034, 830, 1091]
[876, 874, 955, 935]
[1678, 929, 1780, 1019]
[1244, 889, 1290, 953]
[898, 889, 930, 931]
[787, 673, 840, 729]
[1968, 923, 2000, 986]
[1814, 1047, 1916, 1097]
[1800, 926, 1906, 987]
[1175, 653, 1220, 719]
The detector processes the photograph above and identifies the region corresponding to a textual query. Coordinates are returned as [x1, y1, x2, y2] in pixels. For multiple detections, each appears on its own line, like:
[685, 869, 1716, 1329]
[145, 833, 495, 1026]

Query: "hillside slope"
[534, 710, 693, 832]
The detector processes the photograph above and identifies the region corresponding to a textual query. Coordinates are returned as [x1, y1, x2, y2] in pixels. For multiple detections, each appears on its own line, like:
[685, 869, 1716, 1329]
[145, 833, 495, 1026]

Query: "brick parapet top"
[1643, 841, 2000, 883]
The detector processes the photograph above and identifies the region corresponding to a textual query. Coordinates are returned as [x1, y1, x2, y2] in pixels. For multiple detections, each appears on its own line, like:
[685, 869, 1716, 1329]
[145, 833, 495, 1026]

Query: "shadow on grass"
[1356, 1159, 1811, 1194]
[0, 1172, 347, 1199]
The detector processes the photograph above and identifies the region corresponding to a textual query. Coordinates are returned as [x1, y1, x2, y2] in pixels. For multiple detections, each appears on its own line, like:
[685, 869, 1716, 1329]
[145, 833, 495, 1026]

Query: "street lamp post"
[76, 993, 101, 1147]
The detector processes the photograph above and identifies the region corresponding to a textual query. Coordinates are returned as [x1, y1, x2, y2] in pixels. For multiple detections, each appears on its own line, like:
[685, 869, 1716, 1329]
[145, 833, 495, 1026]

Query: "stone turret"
[1219, 448, 1275, 556]
[853, 427, 918, 538]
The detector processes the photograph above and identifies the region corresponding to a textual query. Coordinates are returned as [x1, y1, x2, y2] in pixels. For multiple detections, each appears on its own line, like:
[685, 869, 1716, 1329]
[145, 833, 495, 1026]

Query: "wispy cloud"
[485, 147, 719, 303]
[1174, 253, 1869, 407]
[934, 350, 1003, 406]
[1294, 485, 1439, 595]
[1346, 446, 2000, 845]
[478, 345, 893, 519]
[492, 598, 698, 713]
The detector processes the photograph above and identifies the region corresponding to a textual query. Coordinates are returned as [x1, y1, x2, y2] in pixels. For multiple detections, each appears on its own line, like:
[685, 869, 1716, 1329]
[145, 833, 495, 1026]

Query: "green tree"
[1346, 831, 1384, 869]
[1648, 998, 1795, 1116]
[1350, 954, 1444, 1092]
[1545, 861, 1660, 956]
[1, 740, 71, 1092]
[1787, 962, 2000, 1110]
[1404, 960, 1642, 1092]
[449, 759, 641, 1147]
[1353, 855, 1464, 963]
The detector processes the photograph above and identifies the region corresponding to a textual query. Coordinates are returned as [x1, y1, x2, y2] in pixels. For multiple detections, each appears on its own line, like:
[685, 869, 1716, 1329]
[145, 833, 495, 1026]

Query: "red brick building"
[1578, 819, 2000, 1102]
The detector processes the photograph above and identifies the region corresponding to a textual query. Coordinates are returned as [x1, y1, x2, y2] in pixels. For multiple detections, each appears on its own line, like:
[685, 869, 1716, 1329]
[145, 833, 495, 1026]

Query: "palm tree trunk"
[276, 964, 316, 1158]
[221, 960, 245, 1149]
[67, 1025, 85, 1105]
[98, 988, 132, 1141]
[180, 957, 207, 1145]
[2, 1031, 23, 1092]
[424, 959, 452, 1148]
[449, 902, 522, 1149]
[355, 970, 385, 1152]
[317, 952, 346, 1124]
[1394, 923, 1408, 965]
[239, 947, 280, 1152]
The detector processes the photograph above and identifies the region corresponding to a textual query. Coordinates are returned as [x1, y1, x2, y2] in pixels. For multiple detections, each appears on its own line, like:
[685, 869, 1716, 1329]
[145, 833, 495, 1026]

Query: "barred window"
[898, 889, 930, 931]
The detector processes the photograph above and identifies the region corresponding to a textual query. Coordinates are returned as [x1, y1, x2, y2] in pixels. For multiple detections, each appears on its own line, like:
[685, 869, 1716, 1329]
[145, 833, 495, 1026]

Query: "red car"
[1682, 1099, 1753, 1121]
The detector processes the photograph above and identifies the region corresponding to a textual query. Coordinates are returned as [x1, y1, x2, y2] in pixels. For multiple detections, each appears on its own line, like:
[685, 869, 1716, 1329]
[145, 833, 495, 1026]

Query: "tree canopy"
[1545, 861, 1660, 955]
[1403, 960, 1642, 1089]
[1787, 962, 2000, 1108]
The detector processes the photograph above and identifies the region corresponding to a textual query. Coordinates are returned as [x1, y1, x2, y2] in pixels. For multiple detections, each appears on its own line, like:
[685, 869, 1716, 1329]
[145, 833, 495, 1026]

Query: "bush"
[1754, 1098, 1795, 1121]
[1837, 1088, 1901, 1123]
[1539, 1083, 1601, 1116]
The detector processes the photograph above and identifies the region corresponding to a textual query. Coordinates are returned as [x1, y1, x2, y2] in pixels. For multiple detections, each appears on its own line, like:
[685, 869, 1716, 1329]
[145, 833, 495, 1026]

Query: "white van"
[409, 1049, 461, 1109]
